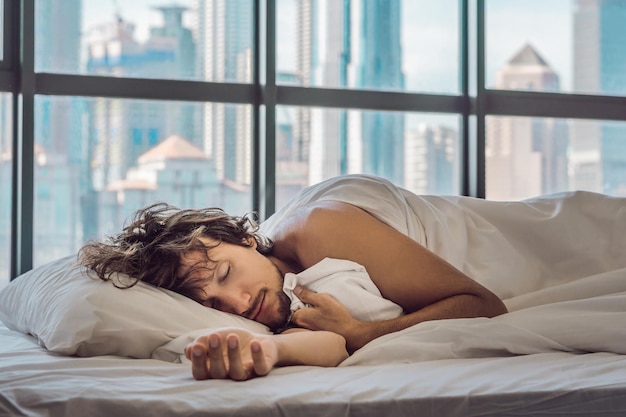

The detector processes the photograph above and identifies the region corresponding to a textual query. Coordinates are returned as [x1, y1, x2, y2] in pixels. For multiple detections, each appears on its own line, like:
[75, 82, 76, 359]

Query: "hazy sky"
[83, 0, 575, 91]
[487, 0, 573, 90]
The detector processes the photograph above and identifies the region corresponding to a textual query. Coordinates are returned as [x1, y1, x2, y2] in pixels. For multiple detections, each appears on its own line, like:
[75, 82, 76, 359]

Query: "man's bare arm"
[185, 327, 348, 381]
[287, 201, 507, 351]
[292, 286, 503, 352]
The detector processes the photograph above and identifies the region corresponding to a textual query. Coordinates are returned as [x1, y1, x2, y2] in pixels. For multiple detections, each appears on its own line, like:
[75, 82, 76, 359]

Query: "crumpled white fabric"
[342, 266, 626, 366]
[261, 174, 626, 300]
[282, 257, 403, 322]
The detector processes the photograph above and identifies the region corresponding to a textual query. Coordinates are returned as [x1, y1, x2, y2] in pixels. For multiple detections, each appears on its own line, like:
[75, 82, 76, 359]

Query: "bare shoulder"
[294, 201, 378, 247]
[292, 200, 415, 266]
[300, 200, 369, 231]
[265, 201, 353, 267]
[271, 201, 375, 266]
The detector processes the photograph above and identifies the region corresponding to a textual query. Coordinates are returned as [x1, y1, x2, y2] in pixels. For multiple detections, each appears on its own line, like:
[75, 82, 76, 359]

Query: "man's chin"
[265, 290, 292, 332]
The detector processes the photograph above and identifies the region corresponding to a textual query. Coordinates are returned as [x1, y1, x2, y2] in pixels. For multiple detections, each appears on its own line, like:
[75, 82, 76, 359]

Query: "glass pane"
[0, 93, 11, 289]
[486, 116, 626, 200]
[33, 96, 252, 267]
[486, 0, 626, 96]
[35, 0, 253, 82]
[276, 106, 460, 209]
[277, 0, 459, 94]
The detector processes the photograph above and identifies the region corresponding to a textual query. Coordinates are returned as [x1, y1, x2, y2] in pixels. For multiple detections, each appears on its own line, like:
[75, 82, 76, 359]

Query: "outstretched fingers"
[207, 334, 228, 379]
[186, 333, 228, 380]
[185, 331, 275, 381]
[251, 340, 272, 376]
[226, 334, 250, 381]
[188, 342, 210, 380]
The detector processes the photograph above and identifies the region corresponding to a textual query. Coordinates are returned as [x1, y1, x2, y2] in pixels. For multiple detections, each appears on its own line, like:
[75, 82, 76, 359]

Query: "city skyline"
[24, 0, 626, 203]
[82, 0, 575, 92]
[1, 0, 624, 290]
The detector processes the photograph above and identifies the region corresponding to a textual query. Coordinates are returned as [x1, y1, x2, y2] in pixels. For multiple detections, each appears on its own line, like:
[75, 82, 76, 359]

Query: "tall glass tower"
[486, 43, 568, 200]
[306, 0, 404, 185]
[33, 0, 85, 264]
[356, 0, 405, 185]
[194, 0, 253, 187]
[572, 0, 626, 195]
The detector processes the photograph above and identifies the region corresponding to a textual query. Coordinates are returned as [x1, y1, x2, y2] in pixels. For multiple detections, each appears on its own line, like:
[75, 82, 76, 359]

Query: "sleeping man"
[84, 173, 625, 381]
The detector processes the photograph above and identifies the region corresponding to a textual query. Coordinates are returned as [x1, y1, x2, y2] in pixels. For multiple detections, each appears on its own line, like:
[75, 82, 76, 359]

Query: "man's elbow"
[481, 292, 508, 317]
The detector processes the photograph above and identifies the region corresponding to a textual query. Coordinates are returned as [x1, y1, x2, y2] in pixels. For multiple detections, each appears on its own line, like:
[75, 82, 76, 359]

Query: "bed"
[2, 321, 626, 417]
[2, 175, 626, 417]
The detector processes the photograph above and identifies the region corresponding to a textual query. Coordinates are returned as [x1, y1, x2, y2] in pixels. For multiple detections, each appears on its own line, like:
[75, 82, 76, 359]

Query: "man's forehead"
[178, 246, 219, 278]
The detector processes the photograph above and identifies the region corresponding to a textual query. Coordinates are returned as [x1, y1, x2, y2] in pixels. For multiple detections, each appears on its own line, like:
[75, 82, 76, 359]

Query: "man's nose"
[223, 290, 251, 316]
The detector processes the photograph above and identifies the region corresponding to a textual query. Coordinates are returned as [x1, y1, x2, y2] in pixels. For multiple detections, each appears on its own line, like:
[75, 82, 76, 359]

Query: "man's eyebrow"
[180, 258, 217, 281]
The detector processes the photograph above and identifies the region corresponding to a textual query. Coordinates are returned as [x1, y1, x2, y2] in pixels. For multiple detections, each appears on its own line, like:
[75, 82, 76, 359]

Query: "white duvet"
[345, 267, 626, 366]
[260, 175, 626, 366]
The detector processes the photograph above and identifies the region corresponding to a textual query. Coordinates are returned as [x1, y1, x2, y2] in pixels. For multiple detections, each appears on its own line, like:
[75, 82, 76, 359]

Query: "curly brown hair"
[78, 203, 273, 303]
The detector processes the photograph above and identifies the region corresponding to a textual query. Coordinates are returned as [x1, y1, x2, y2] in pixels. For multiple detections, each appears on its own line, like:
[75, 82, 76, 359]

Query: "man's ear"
[246, 236, 258, 249]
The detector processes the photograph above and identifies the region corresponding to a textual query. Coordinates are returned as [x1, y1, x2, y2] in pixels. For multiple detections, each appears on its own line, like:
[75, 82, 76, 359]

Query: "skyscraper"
[354, 0, 404, 185]
[405, 124, 458, 195]
[294, 0, 315, 165]
[486, 43, 568, 200]
[194, 0, 253, 187]
[571, 0, 626, 196]
[35, 0, 83, 160]
[307, 0, 348, 183]
[33, 0, 86, 263]
[304, 0, 404, 185]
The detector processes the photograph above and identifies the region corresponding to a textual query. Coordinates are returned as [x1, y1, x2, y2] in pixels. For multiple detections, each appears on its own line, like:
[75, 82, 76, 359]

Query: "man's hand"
[184, 328, 279, 381]
[290, 286, 370, 352]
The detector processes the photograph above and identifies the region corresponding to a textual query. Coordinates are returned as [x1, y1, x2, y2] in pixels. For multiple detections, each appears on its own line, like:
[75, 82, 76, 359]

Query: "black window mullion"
[259, 0, 276, 220]
[459, 0, 471, 196]
[12, 0, 35, 278]
[474, 0, 486, 198]
[35, 73, 256, 104]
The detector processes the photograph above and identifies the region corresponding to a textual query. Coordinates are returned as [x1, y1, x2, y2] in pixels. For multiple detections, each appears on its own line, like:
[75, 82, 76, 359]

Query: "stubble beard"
[255, 261, 291, 333]
[267, 289, 292, 332]
[264, 261, 293, 332]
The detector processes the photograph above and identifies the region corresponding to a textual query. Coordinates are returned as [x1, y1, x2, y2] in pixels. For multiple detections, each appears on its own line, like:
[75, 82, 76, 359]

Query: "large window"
[4, 0, 626, 279]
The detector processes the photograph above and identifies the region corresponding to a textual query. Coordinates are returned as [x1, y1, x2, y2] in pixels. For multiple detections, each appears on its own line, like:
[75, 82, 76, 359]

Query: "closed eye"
[219, 264, 231, 284]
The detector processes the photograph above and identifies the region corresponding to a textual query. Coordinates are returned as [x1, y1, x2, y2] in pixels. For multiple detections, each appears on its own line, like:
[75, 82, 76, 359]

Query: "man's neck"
[267, 254, 302, 276]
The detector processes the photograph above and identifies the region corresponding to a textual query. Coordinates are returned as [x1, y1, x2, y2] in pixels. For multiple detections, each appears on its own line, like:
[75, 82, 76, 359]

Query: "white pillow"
[0, 256, 269, 359]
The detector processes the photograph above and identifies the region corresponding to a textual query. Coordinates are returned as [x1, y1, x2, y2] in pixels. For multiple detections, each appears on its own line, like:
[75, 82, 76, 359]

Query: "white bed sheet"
[2, 322, 626, 417]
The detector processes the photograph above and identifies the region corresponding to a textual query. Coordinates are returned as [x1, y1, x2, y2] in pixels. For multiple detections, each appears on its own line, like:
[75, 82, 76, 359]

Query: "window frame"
[6, 0, 626, 279]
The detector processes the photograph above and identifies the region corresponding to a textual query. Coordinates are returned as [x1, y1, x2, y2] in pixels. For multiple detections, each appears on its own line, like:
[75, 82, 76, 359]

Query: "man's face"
[179, 236, 291, 331]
